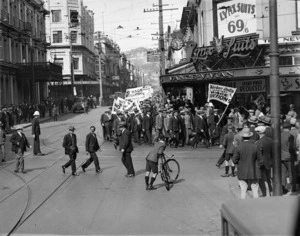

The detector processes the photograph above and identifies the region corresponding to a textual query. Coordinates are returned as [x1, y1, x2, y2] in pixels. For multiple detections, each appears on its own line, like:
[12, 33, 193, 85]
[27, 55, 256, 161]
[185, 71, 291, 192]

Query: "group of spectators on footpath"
[100, 93, 300, 197]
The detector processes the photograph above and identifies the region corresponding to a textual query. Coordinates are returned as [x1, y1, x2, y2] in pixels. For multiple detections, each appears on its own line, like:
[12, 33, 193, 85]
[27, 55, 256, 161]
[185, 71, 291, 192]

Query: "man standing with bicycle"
[145, 134, 167, 190]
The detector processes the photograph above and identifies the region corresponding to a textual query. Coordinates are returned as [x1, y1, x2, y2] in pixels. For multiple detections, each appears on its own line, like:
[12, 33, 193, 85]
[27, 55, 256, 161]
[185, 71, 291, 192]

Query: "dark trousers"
[259, 166, 272, 196]
[33, 135, 41, 154]
[217, 150, 226, 165]
[133, 130, 141, 144]
[82, 152, 100, 171]
[102, 125, 106, 139]
[179, 130, 186, 146]
[121, 151, 135, 175]
[145, 129, 153, 145]
[64, 151, 77, 173]
[170, 131, 179, 147]
[191, 132, 208, 147]
[105, 125, 112, 140]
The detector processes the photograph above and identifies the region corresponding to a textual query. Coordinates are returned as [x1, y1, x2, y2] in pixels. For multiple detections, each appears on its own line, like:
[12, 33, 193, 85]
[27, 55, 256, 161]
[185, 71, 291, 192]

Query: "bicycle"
[158, 153, 180, 191]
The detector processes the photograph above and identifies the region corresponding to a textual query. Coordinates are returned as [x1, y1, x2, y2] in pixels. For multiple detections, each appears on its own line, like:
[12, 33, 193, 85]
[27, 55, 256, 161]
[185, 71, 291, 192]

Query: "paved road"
[0, 107, 240, 235]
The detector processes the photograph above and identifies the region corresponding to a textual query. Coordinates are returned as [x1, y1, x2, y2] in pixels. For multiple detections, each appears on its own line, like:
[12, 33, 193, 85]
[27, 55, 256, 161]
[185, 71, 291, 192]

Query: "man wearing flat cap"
[62, 126, 79, 176]
[10, 125, 31, 173]
[118, 121, 135, 177]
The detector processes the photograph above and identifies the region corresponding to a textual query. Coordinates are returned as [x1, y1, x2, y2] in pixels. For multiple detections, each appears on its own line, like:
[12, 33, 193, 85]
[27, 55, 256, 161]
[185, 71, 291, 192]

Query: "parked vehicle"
[72, 97, 86, 113]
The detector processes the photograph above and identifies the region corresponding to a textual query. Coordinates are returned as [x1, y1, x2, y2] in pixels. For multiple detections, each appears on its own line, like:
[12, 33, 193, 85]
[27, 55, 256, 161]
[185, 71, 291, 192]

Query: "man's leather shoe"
[21, 171, 27, 174]
[14, 170, 19, 173]
[81, 166, 86, 172]
[221, 173, 230, 177]
[96, 169, 102, 173]
[231, 173, 236, 177]
[62, 166, 66, 174]
[148, 185, 157, 190]
[72, 172, 79, 176]
[216, 163, 221, 168]
[125, 174, 134, 177]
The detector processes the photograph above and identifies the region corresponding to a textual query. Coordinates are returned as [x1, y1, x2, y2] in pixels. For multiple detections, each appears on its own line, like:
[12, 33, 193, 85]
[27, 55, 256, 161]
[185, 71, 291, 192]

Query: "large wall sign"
[220, 79, 266, 94]
[280, 77, 300, 92]
[218, 0, 256, 38]
[192, 34, 258, 63]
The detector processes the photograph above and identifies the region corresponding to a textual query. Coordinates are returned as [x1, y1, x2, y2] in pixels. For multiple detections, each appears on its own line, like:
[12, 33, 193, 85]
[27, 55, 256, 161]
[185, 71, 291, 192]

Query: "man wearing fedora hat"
[119, 121, 135, 177]
[0, 121, 6, 162]
[10, 125, 31, 173]
[62, 126, 79, 176]
[232, 127, 264, 199]
[32, 111, 45, 156]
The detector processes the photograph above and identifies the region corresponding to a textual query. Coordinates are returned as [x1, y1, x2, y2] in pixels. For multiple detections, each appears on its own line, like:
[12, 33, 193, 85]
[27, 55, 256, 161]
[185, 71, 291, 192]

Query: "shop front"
[162, 33, 300, 112]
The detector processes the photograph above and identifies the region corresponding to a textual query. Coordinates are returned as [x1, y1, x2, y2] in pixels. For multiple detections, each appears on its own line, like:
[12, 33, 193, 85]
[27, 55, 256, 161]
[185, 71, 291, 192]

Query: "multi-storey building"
[0, 0, 62, 107]
[45, 0, 96, 98]
[164, 0, 300, 112]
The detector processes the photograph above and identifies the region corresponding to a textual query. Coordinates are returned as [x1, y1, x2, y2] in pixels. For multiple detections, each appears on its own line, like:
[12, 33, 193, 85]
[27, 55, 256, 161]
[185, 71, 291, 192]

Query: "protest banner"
[208, 84, 237, 128]
[125, 86, 153, 101]
[112, 97, 141, 114]
[207, 84, 237, 105]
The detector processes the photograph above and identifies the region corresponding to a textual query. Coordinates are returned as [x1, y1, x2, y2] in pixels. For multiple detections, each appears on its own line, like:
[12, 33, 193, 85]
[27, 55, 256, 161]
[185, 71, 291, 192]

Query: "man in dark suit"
[169, 110, 181, 148]
[10, 125, 31, 173]
[131, 110, 142, 145]
[142, 110, 153, 145]
[191, 110, 208, 148]
[255, 125, 273, 197]
[81, 126, 102, 173]
[232, 127, 264, 199]
[119, 121, 135, 177]
[32, 110, 45, 156]
[62, 126, 79, 176]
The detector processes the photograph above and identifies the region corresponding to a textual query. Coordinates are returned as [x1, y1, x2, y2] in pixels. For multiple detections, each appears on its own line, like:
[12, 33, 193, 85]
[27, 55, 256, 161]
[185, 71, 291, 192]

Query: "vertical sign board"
[217, 0, 256, 38]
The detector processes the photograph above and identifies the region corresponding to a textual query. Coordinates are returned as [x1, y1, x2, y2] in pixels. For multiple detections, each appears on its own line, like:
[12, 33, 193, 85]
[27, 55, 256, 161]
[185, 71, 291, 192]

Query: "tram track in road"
[1, 118, 108, 235]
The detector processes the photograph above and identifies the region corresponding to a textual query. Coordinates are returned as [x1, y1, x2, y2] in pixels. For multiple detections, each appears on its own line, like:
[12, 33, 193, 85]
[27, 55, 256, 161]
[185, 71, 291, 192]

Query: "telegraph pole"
[269, 0, 282, 196]
[144, 2, 177, 102]
[96, 31, 103, 106]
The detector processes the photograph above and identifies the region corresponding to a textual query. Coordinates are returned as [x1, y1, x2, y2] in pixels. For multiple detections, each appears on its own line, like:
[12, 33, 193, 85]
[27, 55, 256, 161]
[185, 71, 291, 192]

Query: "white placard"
[218, 0, 256, 38]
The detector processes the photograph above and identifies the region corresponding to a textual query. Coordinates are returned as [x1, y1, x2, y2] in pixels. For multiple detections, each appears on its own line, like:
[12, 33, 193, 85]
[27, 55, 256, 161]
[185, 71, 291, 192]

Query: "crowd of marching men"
[100, 95, 300, 197]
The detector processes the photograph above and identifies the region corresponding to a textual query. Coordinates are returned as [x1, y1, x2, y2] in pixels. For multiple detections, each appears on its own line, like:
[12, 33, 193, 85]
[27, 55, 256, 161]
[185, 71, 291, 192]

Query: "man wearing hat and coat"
[62, 126, 79, 176]
[119, 121, 135, 177]
[232, 127, 264, 199]
[0, 121, 6, 162]
[255, 125, 273, 197]
[32, 111, 44, 156]
[10, 125, 31, 173]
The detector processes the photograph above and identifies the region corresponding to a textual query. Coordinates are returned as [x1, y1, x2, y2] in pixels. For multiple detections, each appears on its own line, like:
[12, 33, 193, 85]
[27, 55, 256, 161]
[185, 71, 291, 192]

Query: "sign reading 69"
[228, 19, 249, 34]
[218, 0, 256, 38]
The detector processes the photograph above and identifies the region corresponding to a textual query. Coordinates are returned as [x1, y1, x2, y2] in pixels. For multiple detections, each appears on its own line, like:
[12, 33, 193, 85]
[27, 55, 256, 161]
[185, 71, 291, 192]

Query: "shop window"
[294, 57, 300, 65]
[52, 10, 61, 23]
[53, 31, 62, 43]
[279, 56, 293, 66]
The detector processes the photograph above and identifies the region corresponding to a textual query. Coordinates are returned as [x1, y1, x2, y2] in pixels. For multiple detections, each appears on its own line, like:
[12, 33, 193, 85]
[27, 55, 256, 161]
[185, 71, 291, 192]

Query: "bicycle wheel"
[165, 159, 180, 182]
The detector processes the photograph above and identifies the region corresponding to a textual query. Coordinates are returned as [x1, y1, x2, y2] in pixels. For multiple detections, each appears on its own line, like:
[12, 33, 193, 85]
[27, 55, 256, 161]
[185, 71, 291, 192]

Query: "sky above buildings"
[83, 0, 187, 52]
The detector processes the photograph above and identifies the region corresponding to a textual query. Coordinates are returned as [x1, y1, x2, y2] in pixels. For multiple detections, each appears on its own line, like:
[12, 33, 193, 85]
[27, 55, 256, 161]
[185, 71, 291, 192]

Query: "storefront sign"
[192, 34, 258, 63]
[280, 77, 300, 92]
[218, 0, 256, 38]
[220, 79, 266, 94]
[168, 70, 234, 82]
[258, 36, 300, 45]
[208, 84, 237, 105]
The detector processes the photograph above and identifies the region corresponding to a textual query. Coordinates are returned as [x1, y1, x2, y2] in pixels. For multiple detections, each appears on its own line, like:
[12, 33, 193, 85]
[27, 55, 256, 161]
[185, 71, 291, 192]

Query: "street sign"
[147, 49, 160, 62]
